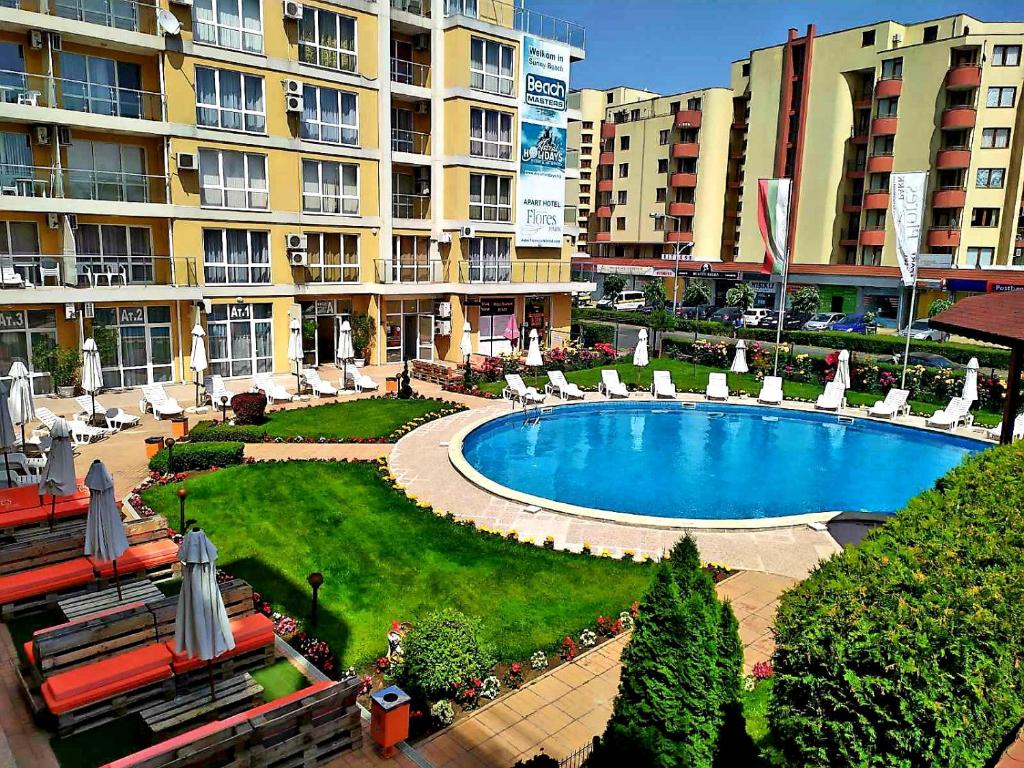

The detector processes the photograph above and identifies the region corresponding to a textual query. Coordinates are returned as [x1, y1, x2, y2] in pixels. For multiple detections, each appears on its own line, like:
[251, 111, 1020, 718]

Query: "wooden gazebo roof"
[929, 292, 1024, 348]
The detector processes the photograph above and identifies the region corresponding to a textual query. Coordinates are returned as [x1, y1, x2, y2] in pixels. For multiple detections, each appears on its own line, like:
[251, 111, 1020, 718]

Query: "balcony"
[665, 231, 693, 243]
[674, 110, 702, 129]
[600, 122, 616, 139]
[598, 151, 614, 166]
[374, 259, 445, 284]
[1, 0, 163, 37]
[596, 178, 613, 193]
[391, 0, 430, 18]
[443, 0, 585, 53]
[859, 228, 885, 247]
[866, 154, 893, 173]
[1, 164, 166, 203]
[927, 227, 960, 248]
[945, 65, 981, 90]
[668, 202, 695, 217]
[457, 259, 573, 284]
[863, 192, 889, 209]
[671, 173, 698, 188]
[296, 259, 360, 285]
[839, 234, 859, 248]
[941, 106, 976, 130]
[595, 206, 612, 218]
[936, 148, 971, 168]
[0, 70, 165, 121]
[390, 58, 430, 88]
[842, 195, 862, 213]
[392, 193, 430, 220]
[391, 128, 430, 155]
[671, 142, 699, 159]
[871, 117, 898, 136]
[846, 162, 866, 179]
[875, 78, 902, 98]
[0, 253, 197, 293]
[595, 232, 611, 242]
[932, 187, 966, 208]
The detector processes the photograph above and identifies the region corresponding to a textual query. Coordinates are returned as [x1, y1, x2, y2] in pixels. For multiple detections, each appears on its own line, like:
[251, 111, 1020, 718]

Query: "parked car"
[893, 352, 962, 370]
[898, 319, 946, 341]
[595, 295, 615, 309]
[741, 308, 772, 327]
[873, 316, 899, 331]
[832, 313, 876, 334]
[679, 304, 717, 320]
[572, 292, 594, 308]
[710, 307, 744, 326]
[802, 312, 845, 331]
[762, 311, 812, 331]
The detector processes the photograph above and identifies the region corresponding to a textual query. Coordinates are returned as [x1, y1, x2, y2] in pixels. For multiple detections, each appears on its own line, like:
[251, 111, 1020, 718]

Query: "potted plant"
[32, 340, 81, 397]
[349, 314, 375, 367]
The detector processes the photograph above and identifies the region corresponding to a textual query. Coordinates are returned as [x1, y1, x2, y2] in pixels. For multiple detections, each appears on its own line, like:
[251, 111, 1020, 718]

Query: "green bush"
[573, 321, 616, 346]
[399, 608, 494, 701]
[771, 441, 1024, 767]
[149, 441, 245, 473]
[188, 421, 268, 443]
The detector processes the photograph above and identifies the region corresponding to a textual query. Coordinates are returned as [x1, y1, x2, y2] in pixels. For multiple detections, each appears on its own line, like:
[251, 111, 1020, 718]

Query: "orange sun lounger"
[41, 643, 175, 715]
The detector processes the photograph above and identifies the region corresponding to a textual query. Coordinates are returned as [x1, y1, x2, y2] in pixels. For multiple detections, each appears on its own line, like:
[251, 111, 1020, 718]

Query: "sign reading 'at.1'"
[516, 35, 570, 249]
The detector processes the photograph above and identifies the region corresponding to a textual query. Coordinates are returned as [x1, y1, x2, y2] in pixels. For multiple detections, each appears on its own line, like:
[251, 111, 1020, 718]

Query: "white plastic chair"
[757, 376, 784, 405]
[140, 383, 184, 420]
[984, 414, 1024, 442]
[598, 370, 629, 399]
[651, 371, 677, 399]
[545, 370, 584, 401]
[252, 373, 293, 403]
[815, 381, 847, 412]
[302, 369, 338, 397]
[868, 388, 910, 419]
[73, 395, 139, 431]
[503, 374, 545, 406]
[926, 397, 973, 430]
[37, 406, 104, 445]
[705, 372, 730, 401]
[203, 374, 235, 406]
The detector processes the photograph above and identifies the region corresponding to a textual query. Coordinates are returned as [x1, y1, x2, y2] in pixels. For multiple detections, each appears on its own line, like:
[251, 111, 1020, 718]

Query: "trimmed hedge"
[771, 440, 1024, 767]
[148, 441, 245, 473]
[188, 421, 267, 443]
[573, 321, 615, 346]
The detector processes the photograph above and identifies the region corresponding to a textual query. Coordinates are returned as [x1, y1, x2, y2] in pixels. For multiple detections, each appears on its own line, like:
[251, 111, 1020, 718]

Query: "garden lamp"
[164, 437, 175, 475]
[220, 395, 229, 423]
[177, 486, 188, 534]
[308, 571, 324, 626]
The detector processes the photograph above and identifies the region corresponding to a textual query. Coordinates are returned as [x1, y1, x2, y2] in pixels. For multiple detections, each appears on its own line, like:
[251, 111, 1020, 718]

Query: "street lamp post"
[307, 572, 324, 626]
[219, 395, 229, 423]
[649, 212, 695, 313]
[163, 437, 175, 475]
[177, 486, 187, 533]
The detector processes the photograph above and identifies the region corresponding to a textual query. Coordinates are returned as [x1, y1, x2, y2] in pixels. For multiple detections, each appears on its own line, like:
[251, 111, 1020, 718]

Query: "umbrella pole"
[2, 451, 10, 488]
[112, 559, 122, 600]
[49, 494, 55, 531]
[90, 392, 96, 427]
[19, 424, 25, 449]
[208, 661, 215, 700]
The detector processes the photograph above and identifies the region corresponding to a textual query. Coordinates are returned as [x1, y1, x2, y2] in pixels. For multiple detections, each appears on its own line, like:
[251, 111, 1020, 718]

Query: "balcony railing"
[567, 91, 581, 111]
[391, 0, 430, 17]
[392, 193, 430, 219]
[296, 261, 360, 284]
[0, 70, 165, 120]
[374, 258, 445, 284]
[0, 254, 197, 288]
[4, 0, 162, 35]
[0, 164, 167, 203]
[443, 0, 585, 51]
[392, 128, 430, 154]
[565, 148, 579, 170]
[390, 58, 430, 88]
[564, 205, 577, 225]
[458, 259, 573, 284]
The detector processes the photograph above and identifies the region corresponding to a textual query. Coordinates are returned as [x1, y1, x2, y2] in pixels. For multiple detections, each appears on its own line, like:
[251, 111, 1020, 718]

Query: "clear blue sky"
[526, 0, 1018, 93]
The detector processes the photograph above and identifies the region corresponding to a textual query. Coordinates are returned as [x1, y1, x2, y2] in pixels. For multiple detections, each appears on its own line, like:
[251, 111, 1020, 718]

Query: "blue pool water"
[460, 403, 985, 520]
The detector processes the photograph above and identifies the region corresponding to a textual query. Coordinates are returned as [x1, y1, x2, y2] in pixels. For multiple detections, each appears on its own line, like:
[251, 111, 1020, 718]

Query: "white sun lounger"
[503, 374, 545, 406]
[757, 376, 784, 405]
[0, 452, 42, 488]
[705, 372, 729, 401]
[598, 370, 629, 399]
[868, 388, 910, 419]
[651, 370, 677, 399]
[203, 375, 235, 406]
[815, 381, 847, 412]
[302, 369, 338, 397]
[545, 370, 584, 401]
[37, 406, 105, 445]
[140, 384, 184, 420]
[984, 414, 1024, 442]
[252, 373, 293, 403]
[73, 395, 140, 431]
[347, 369, 379, 393]
[926, 396, 973, 430]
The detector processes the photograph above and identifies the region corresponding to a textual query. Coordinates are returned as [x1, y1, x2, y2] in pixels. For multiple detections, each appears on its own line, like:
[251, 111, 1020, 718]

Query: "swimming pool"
[455, 402, 985, 525]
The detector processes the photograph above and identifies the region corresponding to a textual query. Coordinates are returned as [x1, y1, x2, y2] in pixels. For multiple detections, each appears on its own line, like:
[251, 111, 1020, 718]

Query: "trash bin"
[385, 376, 399, 395]
[144, 436, 163, 459]
[171, 416, 189, 439]
[369, 685, 411, 758]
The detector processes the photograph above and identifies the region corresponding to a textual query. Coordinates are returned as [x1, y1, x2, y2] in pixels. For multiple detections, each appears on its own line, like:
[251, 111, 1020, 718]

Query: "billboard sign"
[516, 35, 570, 248]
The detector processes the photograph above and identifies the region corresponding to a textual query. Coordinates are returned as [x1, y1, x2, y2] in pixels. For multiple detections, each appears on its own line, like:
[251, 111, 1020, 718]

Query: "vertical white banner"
[516, 35, 570, 248]
[890, 171, 928, 287]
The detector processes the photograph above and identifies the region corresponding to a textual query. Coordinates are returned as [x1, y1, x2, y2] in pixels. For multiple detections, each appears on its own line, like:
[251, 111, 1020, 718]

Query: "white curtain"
[220, 70, 242, 129]
[223, 151, 245, 208]
[218, 0, 242, 49]
[246, 154, 266, 208]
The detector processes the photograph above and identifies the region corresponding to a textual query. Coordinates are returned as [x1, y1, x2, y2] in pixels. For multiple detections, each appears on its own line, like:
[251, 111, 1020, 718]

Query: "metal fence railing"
[444, 0, 585, 51]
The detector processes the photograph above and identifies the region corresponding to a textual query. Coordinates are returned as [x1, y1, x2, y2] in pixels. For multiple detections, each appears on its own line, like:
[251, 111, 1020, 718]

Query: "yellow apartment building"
[0, 0, 591, 394]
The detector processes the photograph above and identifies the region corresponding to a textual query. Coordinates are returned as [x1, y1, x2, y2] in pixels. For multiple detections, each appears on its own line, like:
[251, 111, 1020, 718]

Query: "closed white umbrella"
[287, 317, 303, 396]
[0, 382, 17, 487]
[39, 417, 76, 530]
[730, 339, 749, 374]
[337, 320, 354, 392]
[633, 328, 649, 389]
[176, 528, 235, 698]
[525, 328, 543, 389]
[80, 338, 103, 426]
[962, 357, 979, 403]
[459, 321, 473, 360]
[8, 361, 34, 447]
[835, 349, 851, 389]
[189, 323, 208, 409]
[84, 459, 129, 599]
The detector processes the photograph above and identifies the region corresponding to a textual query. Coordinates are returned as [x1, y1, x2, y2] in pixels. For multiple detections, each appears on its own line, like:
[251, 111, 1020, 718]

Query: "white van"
[611, 291, 646, 311]
[741, 308, 772, 327]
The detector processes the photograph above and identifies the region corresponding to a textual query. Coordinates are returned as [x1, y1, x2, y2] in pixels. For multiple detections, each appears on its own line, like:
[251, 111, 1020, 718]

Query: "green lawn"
[143, 461, 653, 667]
[260, 398, 450, 440]
[480, 359, 1002, 428]
[741, 679, 785, 767]
[252, 659, 310, 700]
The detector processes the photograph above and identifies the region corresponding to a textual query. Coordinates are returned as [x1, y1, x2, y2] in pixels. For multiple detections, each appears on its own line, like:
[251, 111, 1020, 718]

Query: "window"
[0, 309, 57, 393]
[580, 133, 592, 145]
[922, 25, 938, 43]
[976, 168, 1005, 188]
[306, 232, 359, 283]
[868, 173, 890, 192]
[616, 190, 627, 205]
[202, 229, 269, 284]
[970, 208, 999, 227]
[652, 215, 663, 231]
[657, 158, 668, 173]
[91, 306, 172, 388]
[606, 92, 613, 104]
[75, 224, 153, 284]
[655, 188, 666, 202]
[470, 37, 514, 97]
[301, 85, 358, 145]
[193, 0, 262, 53]
[0, 220, 39, 289]
[862, 29, 876, 47]
[981, 128, 1011, 148]
[687, 97, 702, 111]
[299, 8, 357, 72]
[877, 97, 898, 117]
[195, 66, 265, 133]
[469, 107, 513, 160]
[741, 63, 750, 76]
[659, 129, 669, 145]
[993, 45, 1021, 66]
[199, 149, 268, 209]
[582, 121, 593, 130]
[59, 53, 142, 118]
[469, 173, 512, 222]
[669, 101, 679, 113]
[615, 217, 626, 231]
[987, 86, 1016, 108]
[466, 237, 511, 282]
[301, 160, 359, 214]
[207, 302, 272, 377]
[872, 135, 894, 155]
[0, 44, 25, 105]
[618, 163, 628, 178]
[619, 136, 630, 151]
[880, 57, 902, 80]
[66, 140, 148, 202]
[965, 247, 994, 268]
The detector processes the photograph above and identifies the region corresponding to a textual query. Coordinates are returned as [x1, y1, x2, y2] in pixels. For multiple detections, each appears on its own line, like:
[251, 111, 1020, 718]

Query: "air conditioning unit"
[285, 93, 303, 113]
[434, 319, 452, 336]
[414, 33, 430, 50]
[57, 126, 70, 144]
[283, 0, 302, 19]
[48, 32, 62, 50]
[414, 101, 430, 115]
[29, 30, 44, 49]
[459, 225, 475, 239]
[437, 301, 452, 319]
[285, 233, 307, 250]
[283, 78, 303, 96]
[83, 302, 95, 319]
[892, 33, 902, 47]
[288, 251, 308, 266]
[177, 152, 198, 171]
[66, 213, 78, 230]
[33, 125, 50, 145]
[435, 232, 452, 245]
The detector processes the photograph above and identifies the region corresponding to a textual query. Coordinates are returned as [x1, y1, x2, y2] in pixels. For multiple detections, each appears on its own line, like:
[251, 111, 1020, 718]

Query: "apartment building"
[0, 0, 589, 394]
